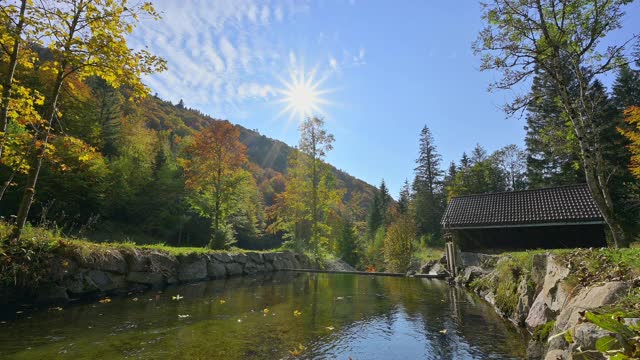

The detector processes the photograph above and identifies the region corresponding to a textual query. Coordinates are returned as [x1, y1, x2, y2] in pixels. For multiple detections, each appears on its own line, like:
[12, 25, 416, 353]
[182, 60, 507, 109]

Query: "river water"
[0, 272, 527, 359]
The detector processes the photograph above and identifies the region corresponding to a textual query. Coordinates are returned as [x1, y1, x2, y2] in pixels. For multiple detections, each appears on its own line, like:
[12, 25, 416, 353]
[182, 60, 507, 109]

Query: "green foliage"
[383, 215, 416, 273]
[335, 217, 359, 266]
[208, 225, 236, 250]
[583, 311, 640, 358]
[533, 320, 556, 342]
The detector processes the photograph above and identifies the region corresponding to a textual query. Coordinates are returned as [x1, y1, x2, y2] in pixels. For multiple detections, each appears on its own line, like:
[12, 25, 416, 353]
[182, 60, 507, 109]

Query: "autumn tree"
[383, 214, 416, 273]
[180, 121, 254, 248]
[620, 106, 640, 180]
[269, 117, 342, 253]
[10, 0, 166, 239]
[474, 0, 638, 247]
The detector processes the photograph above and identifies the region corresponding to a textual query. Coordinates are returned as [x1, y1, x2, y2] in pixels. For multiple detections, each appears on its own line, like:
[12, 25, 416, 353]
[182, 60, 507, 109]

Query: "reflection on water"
[0, 273, 527, 359]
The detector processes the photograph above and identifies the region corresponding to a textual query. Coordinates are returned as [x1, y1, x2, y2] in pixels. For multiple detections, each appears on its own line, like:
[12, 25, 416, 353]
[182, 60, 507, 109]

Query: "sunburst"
[276, 66, 332, 122]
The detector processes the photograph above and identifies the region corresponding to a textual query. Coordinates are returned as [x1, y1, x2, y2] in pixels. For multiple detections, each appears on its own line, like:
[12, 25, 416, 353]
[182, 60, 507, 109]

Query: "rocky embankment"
[0, 248, 318, 305]
[433, 251, 640, 360]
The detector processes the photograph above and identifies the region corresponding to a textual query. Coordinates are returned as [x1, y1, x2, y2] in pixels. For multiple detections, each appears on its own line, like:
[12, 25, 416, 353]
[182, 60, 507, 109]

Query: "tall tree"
[525, 68, 583, 188]
[495, 144, 528, 191]
[415, 125, 443, 195]
[180, 121, 251, 248]
[620, 106, 640, 181]
[413, 125, 444, 239]
[11, 0, 166, 239]
[269, 117, 342, 252]
[397, 179, 411, 215]
[474, 0, 638, 247]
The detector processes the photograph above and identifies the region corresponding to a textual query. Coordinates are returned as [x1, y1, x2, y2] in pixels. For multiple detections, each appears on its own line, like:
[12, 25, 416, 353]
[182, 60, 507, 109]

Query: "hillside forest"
[1, 1, 640, 272]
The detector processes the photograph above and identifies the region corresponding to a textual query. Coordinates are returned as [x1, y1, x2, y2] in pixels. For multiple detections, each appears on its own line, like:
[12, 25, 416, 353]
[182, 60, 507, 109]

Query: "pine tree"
[414, 125, 443, 195]
[413, 125, 444, 239]
[397, 179, 411, 215]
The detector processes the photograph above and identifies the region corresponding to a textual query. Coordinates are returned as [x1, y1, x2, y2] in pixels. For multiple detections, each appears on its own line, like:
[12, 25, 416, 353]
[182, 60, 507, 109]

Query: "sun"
[277, 67, 331, 121]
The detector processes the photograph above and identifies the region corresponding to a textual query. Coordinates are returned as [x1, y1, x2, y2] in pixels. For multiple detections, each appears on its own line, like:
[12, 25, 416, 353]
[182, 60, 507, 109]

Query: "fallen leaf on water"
[336, 297, 344, 300]
[172, 295, 183, 301]
[237, 319, 242, 323]
[289, 344, 306, 357]
[293, 310, 302, 317]
[48, 307, 63, 311]
[178, 314, 190, 319]
[98, 298, 111, 304]
[263, 308, 270, 315]
[219, 299, 226, 304]
[439, 329, 448, 334]
[132, 298, 138, 302]
[326, 326, 335, 331]
[15, 311, 23, 314]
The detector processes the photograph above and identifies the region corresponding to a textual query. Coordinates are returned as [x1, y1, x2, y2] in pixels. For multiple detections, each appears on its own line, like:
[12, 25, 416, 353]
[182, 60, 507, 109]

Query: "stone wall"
[0, 249, 319, 305]
[453, 252, 638, 360]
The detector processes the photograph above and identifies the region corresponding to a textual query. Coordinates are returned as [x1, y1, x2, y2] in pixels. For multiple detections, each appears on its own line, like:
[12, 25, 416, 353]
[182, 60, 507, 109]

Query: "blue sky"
[130, 0, 640, 196]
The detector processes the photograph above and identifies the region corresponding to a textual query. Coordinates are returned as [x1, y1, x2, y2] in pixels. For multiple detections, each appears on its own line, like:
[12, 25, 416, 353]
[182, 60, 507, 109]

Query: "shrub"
[383, 216, 416, 273]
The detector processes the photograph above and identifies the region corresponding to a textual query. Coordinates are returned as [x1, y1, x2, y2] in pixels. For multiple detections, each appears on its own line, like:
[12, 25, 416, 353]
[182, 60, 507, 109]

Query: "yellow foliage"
[620, 106, 640, 181]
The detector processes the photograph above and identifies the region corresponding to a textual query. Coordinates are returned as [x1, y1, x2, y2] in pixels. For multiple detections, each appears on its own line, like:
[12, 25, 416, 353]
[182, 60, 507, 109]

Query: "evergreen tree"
[378, 179, 391, 222]
[336, 216, 358, 266]
[413, 125, 444, 240]
[414, 125, 443, 195]
[397, 179, 411, 215]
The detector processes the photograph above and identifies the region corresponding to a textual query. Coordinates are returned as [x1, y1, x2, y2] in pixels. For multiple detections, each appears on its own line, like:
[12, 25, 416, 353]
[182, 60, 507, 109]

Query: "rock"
[420, 260, 437, 274]
[514, 277, 535, 326]
[232, 253, 248, 264]
[623, 318, 640, 327]
[86, 270, 125, 292]
[63, 272, 98, 294]
[126, 271, 165, 287]
[406, 270, 416, 277]
[177, 255, 207, 282]
[571, 350, 605, 360]
[124, 251, 150, 272]
[555, 281, 631, 331]
[36, 285, 69, 303]
[45, 257, 78, 282]
[428, 262, 449, 277]
[457, 266, 486, 285]
[544, 349, 567, 360]
[149, 252, 178, 277]
[225, 262, 243, 277]
[206, 257, 227, 279]
[526, 340, 547, 360]
[572, 323, 612, 351]
[438, 255, 447, 265]
[211, 253, 233, 263]
[526, 255, 571, 330]
[262, 252, 278, 263]
[246, 252, 264, 264]
[459, 252, 499, 269]
[243, 261, 265, 274]
[75, 250, 128, 274]
[531, 254, 548, 293]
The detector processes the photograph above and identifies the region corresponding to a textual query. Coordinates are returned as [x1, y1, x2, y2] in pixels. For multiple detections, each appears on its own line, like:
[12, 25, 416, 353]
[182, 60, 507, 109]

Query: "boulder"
[525, 256, 570, 330]
[76, 250, 128, 274]
[243, 261, 266, 274]
[555, 281, 631, 331]
[514, 277, 535, 326]
[149, 252, 178, 277]
[262, 252, 278, 264]
[86, 270, 126, 292]
[124, 251, 150, 272]
[526, 340, 547, 360]
[420, 260, 437, 274]
[62, 272, 98, 294]
[428, 262, 449, 277]
[206, 258, 227, 279]
[232, 253, 248, 264]
[225, 262, 243, 277]
[126, 271, 165, 287]
[459, 252, 499, 269]
[246, 252, 264, 264]
[531, 254, 548, 293]
[457, 266, 486, 285]
[572, 323, 612, 351]
[177, 255, 208, 282]
[544, 349, 567, 360]
[211, 252, 233, 263]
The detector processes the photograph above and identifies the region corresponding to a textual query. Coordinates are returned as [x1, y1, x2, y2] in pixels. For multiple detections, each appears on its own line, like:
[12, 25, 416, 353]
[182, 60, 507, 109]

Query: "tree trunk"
[0, 0, 28, 160]
[11, 73, 64, 240]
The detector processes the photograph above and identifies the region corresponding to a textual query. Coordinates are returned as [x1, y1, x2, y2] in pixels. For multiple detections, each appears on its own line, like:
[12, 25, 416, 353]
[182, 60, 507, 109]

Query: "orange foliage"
[620, 106, 640, 181]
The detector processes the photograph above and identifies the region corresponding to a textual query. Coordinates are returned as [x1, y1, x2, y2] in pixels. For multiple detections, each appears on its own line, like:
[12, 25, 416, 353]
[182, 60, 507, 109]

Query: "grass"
[412, 246, 444, 264]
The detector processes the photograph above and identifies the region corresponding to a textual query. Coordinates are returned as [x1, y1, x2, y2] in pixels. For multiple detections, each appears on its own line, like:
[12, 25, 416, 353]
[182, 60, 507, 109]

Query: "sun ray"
[276, 65, 333, 122]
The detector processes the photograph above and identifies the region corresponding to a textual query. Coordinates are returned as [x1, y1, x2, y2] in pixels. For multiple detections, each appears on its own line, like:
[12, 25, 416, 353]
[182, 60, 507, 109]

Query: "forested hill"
[140, 95, 376, 210]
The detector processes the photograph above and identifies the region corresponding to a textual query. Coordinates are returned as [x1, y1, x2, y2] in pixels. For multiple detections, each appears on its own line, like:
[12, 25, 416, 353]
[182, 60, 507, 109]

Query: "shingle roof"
[441, 184, 604, 229]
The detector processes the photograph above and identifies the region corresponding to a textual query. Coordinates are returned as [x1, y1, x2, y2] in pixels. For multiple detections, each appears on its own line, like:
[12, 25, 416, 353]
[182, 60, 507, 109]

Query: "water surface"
[0, 273, 527, 359]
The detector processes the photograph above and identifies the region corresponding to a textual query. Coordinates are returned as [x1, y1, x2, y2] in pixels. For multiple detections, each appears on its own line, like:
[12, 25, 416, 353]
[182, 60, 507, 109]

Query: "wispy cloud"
[128, 0, 363, 119]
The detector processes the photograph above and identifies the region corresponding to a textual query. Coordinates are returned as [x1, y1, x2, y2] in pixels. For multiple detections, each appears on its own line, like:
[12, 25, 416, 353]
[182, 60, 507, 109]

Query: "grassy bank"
[470, 248, 640, 318]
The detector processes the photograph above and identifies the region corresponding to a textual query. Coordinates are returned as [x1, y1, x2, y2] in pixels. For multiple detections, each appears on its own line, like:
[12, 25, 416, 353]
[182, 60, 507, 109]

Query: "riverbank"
[445, 248, 640, 359]
[0, 224, 319, 305]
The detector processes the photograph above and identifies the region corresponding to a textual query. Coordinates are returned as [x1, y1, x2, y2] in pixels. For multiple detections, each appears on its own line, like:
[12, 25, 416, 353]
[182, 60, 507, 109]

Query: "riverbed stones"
[177, 255, 207, 282]
[211, 252, 233, 263]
